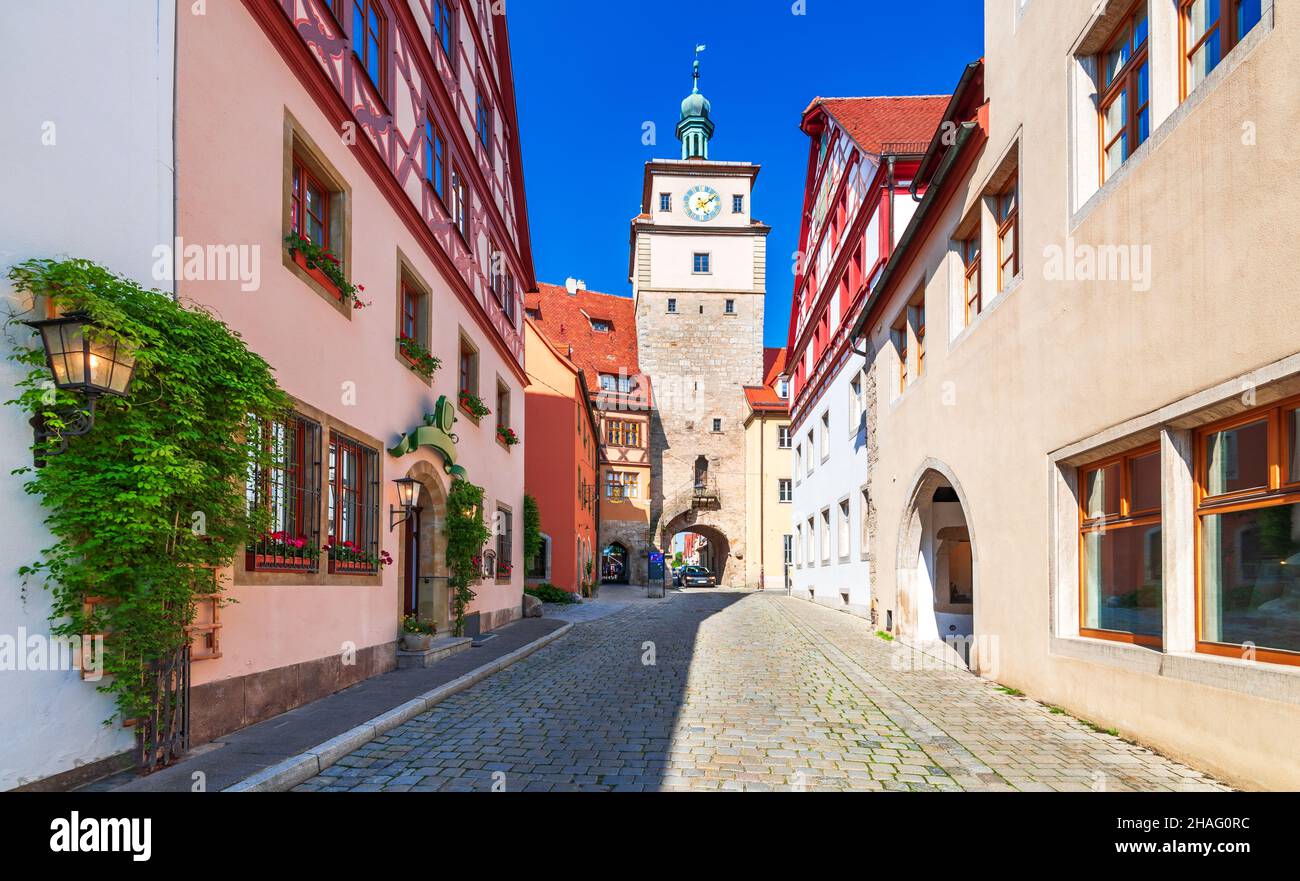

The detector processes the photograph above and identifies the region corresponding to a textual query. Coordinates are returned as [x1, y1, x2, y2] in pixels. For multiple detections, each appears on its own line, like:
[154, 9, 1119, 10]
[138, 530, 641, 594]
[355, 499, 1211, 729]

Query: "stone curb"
[223, 622, 574, 792]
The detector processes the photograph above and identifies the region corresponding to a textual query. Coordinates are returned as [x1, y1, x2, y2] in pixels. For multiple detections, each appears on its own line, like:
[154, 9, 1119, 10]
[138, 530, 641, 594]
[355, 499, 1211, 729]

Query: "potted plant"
[458, 389, 491, 422]
[283, 234, 370, 310]
[246, 531, 319, 572]
[496, 425, 519, 447]
[325, 538, 393, 574]
[397, 336, 441, 379]
[400, 614, 435, 652]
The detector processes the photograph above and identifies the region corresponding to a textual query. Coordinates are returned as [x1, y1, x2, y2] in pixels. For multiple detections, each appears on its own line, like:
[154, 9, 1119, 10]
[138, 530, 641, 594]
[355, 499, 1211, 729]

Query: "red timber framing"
[243, 0, 534, 384]
[786, 113, 926, 434]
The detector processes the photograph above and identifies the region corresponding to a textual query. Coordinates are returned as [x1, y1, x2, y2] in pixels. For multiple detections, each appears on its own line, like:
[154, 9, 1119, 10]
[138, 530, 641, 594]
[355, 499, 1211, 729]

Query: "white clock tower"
[631, 55, 770, 587]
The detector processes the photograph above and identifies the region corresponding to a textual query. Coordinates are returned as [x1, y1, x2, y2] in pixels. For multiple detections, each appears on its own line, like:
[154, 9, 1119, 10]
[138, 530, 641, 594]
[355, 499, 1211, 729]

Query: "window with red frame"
[352, 0, 386, 95]
[246, 414, 322, 572]
[1099, 3, 1150, 183]
[291, 157, 332, 249]
[399, 279, 426, 346]
[449, 165, 469, 242]
[327, 431, 381, 573]
[432, 0, 455, 63]
[425, 115, 446, 202]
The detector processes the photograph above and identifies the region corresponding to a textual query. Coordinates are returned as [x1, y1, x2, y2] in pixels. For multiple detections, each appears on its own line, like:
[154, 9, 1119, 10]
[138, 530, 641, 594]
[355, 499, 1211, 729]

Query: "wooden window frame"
[1077, 442, 1164, 649]
[995, 186, 1020, 291]
[458, 333, 479, 399]
[961, 235, 982, 326]
[1178, 0, 1261, 100]
[327, 430, 382, 575]
[450, 164, 469, 246]
[291, 157, 332, 249]
[283, 113, 353, 317]
[496, 379, 511, 435]
[495, 502, 513, 581]
[475, 84, 493, 151]
[432, 0, 456, 65]
[1098, 2, 1150, 183]
[1193, 394, 1300, 666]
[246, 413, 323, 573]
[352, 0, 388, 98]
[893, 315, 908, 394]
[915, 301, 927, 378]
[425, 115, 447, 205]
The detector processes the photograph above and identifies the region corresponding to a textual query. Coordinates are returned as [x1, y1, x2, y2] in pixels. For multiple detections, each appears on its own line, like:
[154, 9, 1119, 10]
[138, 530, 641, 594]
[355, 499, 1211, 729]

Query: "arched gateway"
[895, 460, 989, 673]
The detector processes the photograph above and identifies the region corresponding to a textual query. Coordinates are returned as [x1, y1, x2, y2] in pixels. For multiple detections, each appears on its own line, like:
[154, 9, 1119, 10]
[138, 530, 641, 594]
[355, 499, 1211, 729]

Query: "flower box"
[292, 250, 343, 301]
[328, 558, 378, 575]
[246, 550, 317, 573]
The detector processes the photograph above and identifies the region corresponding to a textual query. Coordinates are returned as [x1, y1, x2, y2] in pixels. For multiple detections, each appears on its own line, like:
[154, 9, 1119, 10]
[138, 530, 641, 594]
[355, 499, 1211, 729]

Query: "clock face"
[683, 185, 722, 222]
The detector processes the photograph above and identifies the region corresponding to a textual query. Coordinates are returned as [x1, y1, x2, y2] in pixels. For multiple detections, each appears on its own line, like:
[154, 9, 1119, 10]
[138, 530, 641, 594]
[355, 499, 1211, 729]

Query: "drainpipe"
[758, 414, 765, 590]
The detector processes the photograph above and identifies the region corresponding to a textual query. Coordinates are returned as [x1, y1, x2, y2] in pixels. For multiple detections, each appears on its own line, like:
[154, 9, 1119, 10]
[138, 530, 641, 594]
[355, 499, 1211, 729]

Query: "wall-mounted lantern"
[389, 476, 421, 531]
[23, 311, 139, 457]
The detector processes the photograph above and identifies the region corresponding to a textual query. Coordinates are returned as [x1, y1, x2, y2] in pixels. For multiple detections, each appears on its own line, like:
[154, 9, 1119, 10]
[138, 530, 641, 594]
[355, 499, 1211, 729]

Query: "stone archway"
[402, 460, 451, 636]
[895, 459, 986, 673]
[663, 516, 735, 587]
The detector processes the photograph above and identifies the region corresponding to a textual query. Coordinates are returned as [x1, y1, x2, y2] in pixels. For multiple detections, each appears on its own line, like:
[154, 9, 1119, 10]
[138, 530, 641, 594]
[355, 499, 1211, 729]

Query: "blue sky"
[509, 0, 984, 348]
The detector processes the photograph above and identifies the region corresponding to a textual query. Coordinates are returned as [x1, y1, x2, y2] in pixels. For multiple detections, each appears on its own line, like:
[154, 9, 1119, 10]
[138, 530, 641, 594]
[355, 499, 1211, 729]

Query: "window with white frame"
[779, 479, 792, 503]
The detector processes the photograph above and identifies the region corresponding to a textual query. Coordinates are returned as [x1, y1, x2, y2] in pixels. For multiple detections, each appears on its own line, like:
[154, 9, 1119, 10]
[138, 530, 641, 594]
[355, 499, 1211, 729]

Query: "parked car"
[681, 566, 715, 587]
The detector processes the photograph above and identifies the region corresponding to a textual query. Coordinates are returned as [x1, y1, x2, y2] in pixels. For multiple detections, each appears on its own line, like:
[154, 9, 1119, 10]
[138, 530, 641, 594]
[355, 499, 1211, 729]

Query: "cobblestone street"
[296, 591, 1229, 792]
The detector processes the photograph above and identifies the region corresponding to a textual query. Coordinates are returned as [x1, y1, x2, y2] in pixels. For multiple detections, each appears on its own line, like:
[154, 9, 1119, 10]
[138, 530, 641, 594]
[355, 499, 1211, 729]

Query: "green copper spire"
[676, 45, 715, 160]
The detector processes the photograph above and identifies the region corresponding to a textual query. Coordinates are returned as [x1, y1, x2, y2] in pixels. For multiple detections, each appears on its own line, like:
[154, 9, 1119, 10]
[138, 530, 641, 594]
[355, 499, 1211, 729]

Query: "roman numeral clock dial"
[683, 185, 721, 222]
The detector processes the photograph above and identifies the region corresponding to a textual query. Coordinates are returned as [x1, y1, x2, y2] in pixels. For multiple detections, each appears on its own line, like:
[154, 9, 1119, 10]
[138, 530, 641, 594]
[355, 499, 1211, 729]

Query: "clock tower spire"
[676, 45, 715, 160]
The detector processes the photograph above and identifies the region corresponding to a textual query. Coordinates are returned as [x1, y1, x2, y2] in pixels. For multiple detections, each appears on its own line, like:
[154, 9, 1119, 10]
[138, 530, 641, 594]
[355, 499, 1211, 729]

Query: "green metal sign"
[388, 395, 467, 478]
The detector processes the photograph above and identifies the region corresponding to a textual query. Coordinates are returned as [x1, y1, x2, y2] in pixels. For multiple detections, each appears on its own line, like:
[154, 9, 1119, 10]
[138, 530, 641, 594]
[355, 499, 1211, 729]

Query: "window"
[599, 373, 632, 393]
[778, 425, 791, 449]
[352, 0, 386, 94]
[961, 234, 982, 326]
[995, 185, 1019, 291]
[399, 279, 426, 346]
[246, 413, 322, 572]
[915, 302, 927, 377]
[606, 419, 641, 448]
[712, 418, 722, 433]
[1080, 444, 1163, 647]
[860, 487, 870, 554]
[807, 517, 816, 567]
[784, 534, 793, 566]
[779, 479, 792, 503]
[425, 117, 446, 201]
[820, 508, 831, 564]
[449, 165, 469, 242]
[475, 87, 493, 149]
[1197, 398, 1300, 665]
[496, 503, 513, 577]
[795, 445, 803, 479]
[432, 0, 455, 61]
[667, 298, 677, 313]
[820, 412, 830, 460]
[732, 194, 744, 213]
[496, 380, 510, 432]
[806, 431, 814, 475]
[893, 313, 908, 394]
[850, 375, 864, 429]
[795, 524, 803, 567]
[458, 336, 478, 397]
[590, 318, 611, 333]
[777, 377, 789, 399]
[659, 193, 671, 212]
[606, 470, 639, 500]
[1182, 0, 1262, 98]
[692, 253, 711, 274]
[328, 430, 381, 573]
[1100, 5, 1150, 181]
[725, 299, 735, 314]
[838, 499, 851, 561]
[291, 156, 333, 249]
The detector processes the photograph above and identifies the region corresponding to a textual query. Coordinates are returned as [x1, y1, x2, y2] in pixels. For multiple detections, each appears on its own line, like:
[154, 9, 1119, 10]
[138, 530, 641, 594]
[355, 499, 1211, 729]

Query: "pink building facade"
[173, 0, 535, 744]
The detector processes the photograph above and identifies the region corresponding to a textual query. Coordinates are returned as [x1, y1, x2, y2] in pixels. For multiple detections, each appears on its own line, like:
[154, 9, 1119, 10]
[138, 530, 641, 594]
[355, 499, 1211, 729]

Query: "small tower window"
[692, 253, 711, 274]
[725, 299, 735, 314]
[732, 194, 744, 213]
[659, 193, 671, 212]
[667, 298, 677, 313]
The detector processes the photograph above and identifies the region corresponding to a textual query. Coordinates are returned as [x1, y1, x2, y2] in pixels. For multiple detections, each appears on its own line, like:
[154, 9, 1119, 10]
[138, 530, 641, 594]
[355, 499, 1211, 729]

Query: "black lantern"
[390, 476, 421, 531]
[23, 311, 139, 458]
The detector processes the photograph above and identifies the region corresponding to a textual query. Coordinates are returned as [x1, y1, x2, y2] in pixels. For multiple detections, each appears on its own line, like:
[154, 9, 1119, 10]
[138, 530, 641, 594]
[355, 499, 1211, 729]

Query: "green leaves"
[6, 258, 289, 724]
[446, 478, 491, 637]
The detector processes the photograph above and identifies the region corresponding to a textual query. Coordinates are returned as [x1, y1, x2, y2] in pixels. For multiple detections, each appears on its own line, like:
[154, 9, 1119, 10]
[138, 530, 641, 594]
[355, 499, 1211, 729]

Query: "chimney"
[565, 277, 586, 295]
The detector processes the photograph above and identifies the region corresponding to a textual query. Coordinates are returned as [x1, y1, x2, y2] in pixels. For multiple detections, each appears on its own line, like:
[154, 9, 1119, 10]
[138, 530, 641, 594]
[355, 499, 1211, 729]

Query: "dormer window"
[600, 373, 632, 393]
[590, 318, 611, 333]
[777, 376, 789, 399]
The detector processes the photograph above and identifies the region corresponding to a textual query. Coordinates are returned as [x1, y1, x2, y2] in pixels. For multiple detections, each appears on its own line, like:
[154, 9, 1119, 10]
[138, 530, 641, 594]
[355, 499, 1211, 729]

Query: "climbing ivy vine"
[6, 258, 288, 724]
[445, 477, 491, 636]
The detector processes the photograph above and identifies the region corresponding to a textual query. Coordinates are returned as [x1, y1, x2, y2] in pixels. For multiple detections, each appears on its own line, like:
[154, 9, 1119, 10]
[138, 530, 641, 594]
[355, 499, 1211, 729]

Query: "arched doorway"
[602, 541, 630, 584]
[402, 462, 451, 635]
[896, 462, 983, 672]
[664, 522, 733, 586]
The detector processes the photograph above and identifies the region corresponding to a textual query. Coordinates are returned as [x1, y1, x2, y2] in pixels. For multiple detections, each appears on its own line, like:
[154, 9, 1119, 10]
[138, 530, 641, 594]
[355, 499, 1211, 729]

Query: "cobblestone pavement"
[295, 591, 1229, 792]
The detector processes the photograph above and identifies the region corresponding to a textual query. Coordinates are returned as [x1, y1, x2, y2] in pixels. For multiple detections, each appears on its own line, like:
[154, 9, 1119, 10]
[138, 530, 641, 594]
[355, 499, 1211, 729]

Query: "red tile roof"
[746, 347, 789, 414]
[526, 282, 648, 401]
[806, 96, 950, 155]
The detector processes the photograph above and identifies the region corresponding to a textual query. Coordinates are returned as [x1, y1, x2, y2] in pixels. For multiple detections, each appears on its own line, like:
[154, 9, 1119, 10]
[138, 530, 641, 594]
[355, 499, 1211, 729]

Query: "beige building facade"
[744, 349, 793, 590]
[853, 0, 1298, 790]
